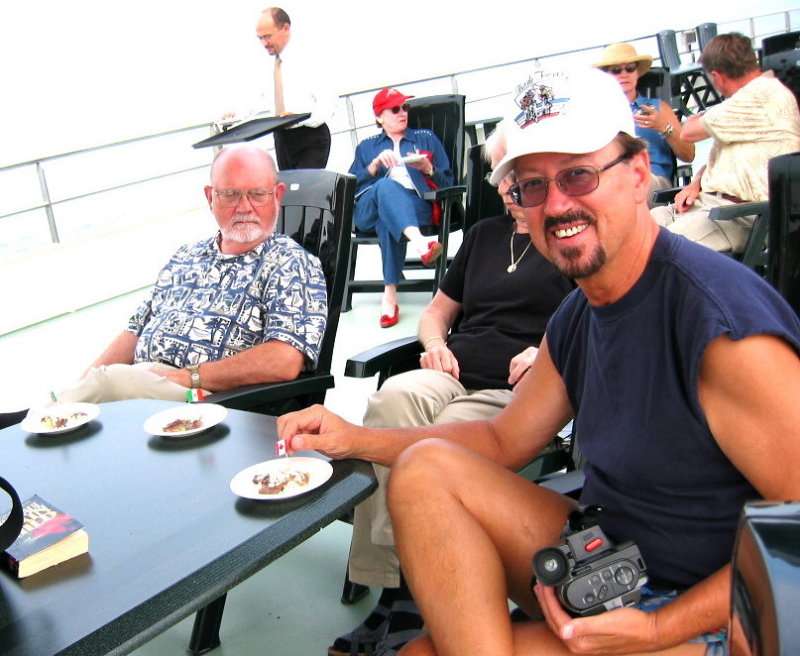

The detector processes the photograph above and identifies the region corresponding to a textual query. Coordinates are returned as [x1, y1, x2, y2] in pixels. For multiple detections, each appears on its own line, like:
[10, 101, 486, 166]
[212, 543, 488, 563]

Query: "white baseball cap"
[490, 67, 636, 185]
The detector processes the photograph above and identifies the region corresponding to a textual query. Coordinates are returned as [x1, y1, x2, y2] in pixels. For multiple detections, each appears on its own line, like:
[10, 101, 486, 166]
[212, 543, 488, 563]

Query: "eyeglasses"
[602, 63, 638, 75]
[508, 154, 629, 208]
[213, 189, 275, 207]
[389, 103, 410, 114]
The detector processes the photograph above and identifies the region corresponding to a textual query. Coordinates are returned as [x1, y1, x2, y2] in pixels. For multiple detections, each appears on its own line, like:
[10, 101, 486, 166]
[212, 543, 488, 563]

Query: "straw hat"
[592, 43, 653, 76]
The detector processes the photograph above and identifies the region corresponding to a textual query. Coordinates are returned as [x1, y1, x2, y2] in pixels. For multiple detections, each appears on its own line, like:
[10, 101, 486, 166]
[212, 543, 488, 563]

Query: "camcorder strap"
[0, 476, 24, 553]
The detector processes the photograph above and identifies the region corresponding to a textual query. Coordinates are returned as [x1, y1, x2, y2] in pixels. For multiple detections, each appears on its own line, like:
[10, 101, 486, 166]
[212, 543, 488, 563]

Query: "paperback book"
[1, 495, 89, 578]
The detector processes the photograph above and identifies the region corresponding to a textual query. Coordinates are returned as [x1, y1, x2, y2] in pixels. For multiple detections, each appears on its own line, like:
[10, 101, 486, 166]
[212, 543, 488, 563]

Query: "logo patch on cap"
[513, 70, 568, 128]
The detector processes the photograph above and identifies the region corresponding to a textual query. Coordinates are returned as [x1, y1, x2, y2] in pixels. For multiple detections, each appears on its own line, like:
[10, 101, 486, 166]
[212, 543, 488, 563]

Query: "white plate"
[21, 402, 100, 435]
[230, 456, 333, 500]
[400, 153, 426, 164]
[143, 403, 228, 438]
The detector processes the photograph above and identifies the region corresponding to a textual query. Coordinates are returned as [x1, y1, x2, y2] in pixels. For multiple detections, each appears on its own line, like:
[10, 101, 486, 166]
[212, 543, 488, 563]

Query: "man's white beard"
[223, 217, 269, 244]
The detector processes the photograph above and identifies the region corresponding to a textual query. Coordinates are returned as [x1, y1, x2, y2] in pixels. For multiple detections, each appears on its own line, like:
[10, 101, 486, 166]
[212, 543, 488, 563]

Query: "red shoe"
[380, 304, 399, 328]
[420, 241, 443, 267]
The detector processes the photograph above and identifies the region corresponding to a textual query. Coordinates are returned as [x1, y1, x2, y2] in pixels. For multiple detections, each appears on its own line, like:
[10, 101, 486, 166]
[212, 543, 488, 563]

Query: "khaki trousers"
[39, 362, 201, 408]
[348, 368, 513, 588]
[650, 192, 755, 253]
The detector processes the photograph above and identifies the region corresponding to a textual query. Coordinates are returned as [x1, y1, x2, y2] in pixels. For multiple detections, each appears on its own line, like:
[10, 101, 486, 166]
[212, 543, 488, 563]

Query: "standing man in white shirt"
[255, 7, 336, 170]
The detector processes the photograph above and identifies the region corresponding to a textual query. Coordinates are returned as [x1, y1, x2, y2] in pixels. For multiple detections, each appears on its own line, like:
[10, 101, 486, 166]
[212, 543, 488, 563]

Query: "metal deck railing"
[0, 10, 797, 332]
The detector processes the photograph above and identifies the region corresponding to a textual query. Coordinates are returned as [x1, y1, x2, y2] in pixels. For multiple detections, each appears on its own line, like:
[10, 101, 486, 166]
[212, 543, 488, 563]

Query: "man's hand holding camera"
[534, 583, 661, 655]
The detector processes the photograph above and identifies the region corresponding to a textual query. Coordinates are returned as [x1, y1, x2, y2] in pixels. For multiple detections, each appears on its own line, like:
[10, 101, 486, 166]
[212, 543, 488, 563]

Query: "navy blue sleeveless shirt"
[547, 229, 800, 588]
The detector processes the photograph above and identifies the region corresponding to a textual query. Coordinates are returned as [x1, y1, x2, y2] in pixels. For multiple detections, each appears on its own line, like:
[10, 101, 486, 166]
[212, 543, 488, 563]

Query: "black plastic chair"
[657, 29, 721, 118]
[766, 151, 800, 314]
[761, 30, 800, 57]
[463, 143, 506, 233]
[695, 23, 718, 52]
[762, 49, 800, 110]
[343, 95, 467, 311]
[209, 168, 355, 415]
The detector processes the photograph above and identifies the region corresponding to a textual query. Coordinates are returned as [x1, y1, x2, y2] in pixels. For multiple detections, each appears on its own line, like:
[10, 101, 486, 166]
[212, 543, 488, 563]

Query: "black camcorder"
[532, 505, 648, 617]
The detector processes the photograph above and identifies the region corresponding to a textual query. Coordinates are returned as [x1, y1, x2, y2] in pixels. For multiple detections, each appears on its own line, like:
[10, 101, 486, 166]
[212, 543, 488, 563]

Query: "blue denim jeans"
[354, 178, 433, 285]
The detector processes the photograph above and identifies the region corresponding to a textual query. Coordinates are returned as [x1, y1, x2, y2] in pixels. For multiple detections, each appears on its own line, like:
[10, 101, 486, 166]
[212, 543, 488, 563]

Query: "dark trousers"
[274, 124, 331, 170]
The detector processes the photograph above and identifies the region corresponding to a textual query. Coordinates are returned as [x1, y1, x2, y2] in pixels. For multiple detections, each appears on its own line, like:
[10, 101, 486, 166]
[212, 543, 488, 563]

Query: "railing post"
[36, 161, 60, 244]
[346, 95, 358, 152]
[450, 75, 459, 95]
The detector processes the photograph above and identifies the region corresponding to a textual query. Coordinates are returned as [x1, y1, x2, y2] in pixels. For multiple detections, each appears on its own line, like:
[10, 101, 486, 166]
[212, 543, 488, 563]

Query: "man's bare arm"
[680, 112, 711, 143]
[86, 331, 138, 373]
[154, 339, 305, 391]
[537, 332, 800, 653]
[278, 336, 574, 470]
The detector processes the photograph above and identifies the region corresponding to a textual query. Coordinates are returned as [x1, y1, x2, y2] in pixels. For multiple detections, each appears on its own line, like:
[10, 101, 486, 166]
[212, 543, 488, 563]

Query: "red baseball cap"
[372, 88, 415, 116]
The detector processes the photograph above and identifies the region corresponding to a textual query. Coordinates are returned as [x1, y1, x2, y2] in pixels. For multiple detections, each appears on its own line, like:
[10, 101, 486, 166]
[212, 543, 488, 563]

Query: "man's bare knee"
[387, 438, 463, 510]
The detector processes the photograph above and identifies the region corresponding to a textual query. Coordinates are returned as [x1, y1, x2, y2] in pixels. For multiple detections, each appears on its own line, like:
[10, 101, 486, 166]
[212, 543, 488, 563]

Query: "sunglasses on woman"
[389, 103, 410, 114]
[602, 63, 638, 75]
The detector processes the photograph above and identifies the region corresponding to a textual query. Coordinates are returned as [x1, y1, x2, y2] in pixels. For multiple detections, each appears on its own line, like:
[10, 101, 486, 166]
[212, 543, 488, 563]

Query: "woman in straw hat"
[593, 43, 694, 200]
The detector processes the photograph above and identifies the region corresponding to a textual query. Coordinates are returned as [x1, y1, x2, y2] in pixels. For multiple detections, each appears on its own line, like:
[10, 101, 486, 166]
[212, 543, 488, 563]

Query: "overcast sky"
[0, 0, 795, 165]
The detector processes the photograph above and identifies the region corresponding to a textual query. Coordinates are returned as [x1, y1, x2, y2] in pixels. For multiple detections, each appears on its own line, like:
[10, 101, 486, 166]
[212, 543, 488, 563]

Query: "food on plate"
[40, 412, 88, 430]
[163, 417, 203, 433]
[252, 467, 311, 495]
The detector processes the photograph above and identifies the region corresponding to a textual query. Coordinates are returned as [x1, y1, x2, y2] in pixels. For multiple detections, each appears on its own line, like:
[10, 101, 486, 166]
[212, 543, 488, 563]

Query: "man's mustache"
[544, 211, 595, 232]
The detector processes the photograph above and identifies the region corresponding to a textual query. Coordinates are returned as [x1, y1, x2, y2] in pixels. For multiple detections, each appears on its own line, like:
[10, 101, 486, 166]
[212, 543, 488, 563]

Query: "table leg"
[187, 594, 227, 655]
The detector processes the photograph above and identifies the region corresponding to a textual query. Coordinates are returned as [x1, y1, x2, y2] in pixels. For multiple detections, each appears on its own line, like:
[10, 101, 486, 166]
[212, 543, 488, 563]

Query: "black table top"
[192, 114, 312, 149]
[0, 399, 375, 656]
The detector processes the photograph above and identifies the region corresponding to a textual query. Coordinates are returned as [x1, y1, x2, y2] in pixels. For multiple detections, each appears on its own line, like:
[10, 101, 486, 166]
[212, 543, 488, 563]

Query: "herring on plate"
[252, 468, 311, 495]
[40, 412, 88, 430]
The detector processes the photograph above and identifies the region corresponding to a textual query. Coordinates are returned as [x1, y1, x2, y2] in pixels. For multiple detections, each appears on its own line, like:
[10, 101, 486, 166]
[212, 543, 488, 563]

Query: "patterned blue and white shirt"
[127, 233, 327, 369]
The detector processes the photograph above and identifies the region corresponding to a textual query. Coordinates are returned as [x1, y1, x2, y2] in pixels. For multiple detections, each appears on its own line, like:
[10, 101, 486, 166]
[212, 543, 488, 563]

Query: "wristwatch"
[187, 364, 201, 389]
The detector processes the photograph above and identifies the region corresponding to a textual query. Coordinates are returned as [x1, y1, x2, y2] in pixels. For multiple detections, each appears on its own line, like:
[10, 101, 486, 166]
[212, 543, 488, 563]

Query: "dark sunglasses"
[602, 63, 638, 75]
[508, 154, 629, 208]
[389, 103, 410, 114]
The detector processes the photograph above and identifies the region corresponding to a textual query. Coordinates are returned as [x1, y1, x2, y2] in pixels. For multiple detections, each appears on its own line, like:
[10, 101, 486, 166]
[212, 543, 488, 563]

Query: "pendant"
[507, 264, 517, 273]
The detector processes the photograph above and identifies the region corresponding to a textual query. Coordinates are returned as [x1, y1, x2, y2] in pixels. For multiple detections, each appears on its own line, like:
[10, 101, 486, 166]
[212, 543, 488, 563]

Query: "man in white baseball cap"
[277, 67, 800, 655]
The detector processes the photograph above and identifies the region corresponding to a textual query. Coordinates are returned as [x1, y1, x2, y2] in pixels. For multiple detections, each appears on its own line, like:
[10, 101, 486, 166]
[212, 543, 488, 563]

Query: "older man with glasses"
[27, 146, 326, 409]
[278, 67, 800, 655]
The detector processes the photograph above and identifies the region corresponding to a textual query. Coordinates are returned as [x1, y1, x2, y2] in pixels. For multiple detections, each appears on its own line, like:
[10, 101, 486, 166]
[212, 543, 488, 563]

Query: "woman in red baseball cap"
[349, 87, 454, 327]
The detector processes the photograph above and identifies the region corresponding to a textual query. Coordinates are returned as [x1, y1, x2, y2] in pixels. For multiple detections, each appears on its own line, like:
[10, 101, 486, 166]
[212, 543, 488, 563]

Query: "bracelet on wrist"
[660, 123, 674, 139]
[422, 335, 445, 349]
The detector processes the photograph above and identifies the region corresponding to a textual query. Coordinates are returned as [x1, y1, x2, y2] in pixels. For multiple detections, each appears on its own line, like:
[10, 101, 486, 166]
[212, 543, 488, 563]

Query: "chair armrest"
[651, 187, 681, 204]
[207, 373, 334, 412]
[423, 185, 467, 202]
[538, 469, 585, 498]
[344, 336, 421, 378]
[709, 201, 769, 221]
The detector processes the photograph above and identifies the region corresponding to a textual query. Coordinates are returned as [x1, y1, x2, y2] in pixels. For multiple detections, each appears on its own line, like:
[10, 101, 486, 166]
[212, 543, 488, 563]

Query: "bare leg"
[382, 283, 398, 317]
[390, 439, 708, 656]
[388, 438, 575, 655]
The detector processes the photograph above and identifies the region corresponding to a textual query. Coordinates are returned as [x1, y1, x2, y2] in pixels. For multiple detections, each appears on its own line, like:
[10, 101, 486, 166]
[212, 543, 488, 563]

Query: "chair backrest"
[761, 30, 800, 57]
[762, 49, 800, 110]
[766, 151, 800, 315]
[277, 169, 356, 375]
[638, 66, 671, 104]
[696, 23, 718, 51]
[657, 30, 683, 70]
[464, 144, 506, 233]
[407, 94, 466, 186]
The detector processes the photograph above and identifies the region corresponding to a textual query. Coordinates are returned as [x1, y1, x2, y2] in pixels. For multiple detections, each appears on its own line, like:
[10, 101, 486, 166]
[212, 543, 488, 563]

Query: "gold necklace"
[507, 229, 532, 273]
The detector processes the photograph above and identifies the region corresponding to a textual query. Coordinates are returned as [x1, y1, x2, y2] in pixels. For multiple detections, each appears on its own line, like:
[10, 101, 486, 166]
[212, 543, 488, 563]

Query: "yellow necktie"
[274, 55, 285, 116]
